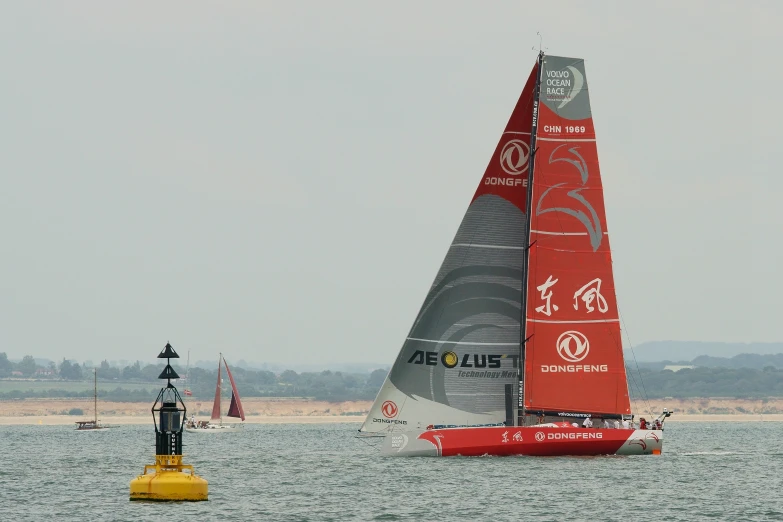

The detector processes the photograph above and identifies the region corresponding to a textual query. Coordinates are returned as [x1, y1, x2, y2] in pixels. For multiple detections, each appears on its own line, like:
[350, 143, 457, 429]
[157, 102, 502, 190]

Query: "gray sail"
[360, 62, 539, 432]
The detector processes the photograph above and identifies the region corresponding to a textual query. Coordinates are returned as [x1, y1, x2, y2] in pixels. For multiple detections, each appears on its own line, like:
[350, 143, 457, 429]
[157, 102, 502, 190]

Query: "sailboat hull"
[381, 426, 663, 457]
[184, 424, 244, 433]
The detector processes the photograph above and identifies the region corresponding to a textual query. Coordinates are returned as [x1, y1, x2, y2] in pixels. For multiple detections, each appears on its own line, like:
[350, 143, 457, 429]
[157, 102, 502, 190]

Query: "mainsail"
[360, 63, 540, 433]
[522, 55, 630, 418]
[223, 357, 246, 421]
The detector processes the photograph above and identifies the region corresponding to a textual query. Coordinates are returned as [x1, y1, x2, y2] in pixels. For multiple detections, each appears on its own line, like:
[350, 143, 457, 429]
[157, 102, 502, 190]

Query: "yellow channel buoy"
[130, 455, 208, 501]
[129, 342, 208, 501]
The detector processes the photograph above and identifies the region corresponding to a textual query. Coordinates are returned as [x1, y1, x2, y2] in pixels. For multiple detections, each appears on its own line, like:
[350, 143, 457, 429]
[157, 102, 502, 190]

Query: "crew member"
[582, 416, 593, 428]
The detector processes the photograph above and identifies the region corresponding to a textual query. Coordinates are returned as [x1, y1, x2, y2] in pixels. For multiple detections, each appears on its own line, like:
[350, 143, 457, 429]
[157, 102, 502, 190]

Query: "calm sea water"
[1, 421, 781, 521]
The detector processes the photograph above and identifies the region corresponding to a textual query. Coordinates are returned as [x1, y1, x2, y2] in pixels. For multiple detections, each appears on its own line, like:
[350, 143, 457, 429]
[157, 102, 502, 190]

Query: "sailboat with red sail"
[360, 51, 671, 457]
[185, 353, 245, 432]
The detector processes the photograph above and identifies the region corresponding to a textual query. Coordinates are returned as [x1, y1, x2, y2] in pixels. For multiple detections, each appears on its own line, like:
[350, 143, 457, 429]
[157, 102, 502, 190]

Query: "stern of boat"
[616, 429, 664, 455]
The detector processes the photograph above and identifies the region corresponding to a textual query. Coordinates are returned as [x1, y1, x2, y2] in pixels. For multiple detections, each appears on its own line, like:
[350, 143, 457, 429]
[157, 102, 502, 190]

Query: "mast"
[218, 353, 222, 424]
[183, 350, 192, 396]
[517, 50, 545, 426]
[94, 368, 97, 424]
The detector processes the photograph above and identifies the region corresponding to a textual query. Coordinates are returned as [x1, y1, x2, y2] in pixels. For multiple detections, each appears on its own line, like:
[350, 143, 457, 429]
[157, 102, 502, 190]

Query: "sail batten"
[406, 337, 519, 346]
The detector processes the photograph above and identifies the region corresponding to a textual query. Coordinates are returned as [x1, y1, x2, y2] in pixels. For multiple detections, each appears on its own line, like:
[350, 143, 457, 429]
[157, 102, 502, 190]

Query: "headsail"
[360, 63, 540, 433]
[210, 360, 222, 421]
[223, 357, 246, 421]
[522, 55, 630, 418]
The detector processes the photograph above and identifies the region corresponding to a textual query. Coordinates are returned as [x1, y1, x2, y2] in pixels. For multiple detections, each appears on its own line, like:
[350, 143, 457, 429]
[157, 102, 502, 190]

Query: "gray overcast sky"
[1, 2, 780, 365]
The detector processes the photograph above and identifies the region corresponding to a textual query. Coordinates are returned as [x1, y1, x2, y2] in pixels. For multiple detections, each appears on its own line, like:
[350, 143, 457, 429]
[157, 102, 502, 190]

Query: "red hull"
[382, 426, 663, 457]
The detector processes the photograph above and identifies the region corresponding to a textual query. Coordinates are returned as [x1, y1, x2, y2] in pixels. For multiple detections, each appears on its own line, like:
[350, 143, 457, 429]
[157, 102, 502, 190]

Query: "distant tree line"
[0, 352, 389, 402]
[635, 353, 783, 371]
[0, 353, 165, 382]
[0, 353, 41, 377]
[2, 352, 783, 401]
[628, 366, 783, 399]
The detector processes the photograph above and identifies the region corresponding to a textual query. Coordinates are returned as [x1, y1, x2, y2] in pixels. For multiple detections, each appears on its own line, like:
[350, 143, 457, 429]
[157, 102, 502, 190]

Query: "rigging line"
[605, 318, 645, 417]
[598, 299, 643, 413]
[616, 304, 654, 419]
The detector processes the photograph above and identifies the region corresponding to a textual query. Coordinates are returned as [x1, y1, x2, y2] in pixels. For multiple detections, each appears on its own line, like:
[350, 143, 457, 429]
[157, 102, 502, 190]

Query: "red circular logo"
[381, 400, 398, 419]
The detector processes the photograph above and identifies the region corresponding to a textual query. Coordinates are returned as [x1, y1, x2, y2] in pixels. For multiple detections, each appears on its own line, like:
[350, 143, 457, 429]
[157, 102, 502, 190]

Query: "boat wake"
[679, 451, 738, 456]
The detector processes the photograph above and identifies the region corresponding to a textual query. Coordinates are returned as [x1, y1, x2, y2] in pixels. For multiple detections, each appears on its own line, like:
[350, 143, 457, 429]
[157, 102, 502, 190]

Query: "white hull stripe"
[454, 323, 517, 327]
[526, 318, 620, 324]
[407, 337, 519, 346]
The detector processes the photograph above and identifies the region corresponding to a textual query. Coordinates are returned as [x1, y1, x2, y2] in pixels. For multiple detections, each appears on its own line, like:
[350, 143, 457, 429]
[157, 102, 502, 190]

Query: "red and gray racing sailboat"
[360, 51, 671, 457]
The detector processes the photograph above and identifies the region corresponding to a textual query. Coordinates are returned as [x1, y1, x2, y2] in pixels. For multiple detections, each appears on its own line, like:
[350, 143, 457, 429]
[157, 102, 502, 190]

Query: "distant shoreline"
[1, 413, 782, 426]
[1, 397, 782, 426]
[0, 415, 365, 426]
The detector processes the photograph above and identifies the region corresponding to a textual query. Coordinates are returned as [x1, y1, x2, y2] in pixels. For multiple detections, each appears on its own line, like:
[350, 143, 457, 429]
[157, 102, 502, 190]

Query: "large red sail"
[471, 62, 539, 211]
[223, 357, 245, 421]
[523, 55, 630, 417]
[210, 361, 222, 421]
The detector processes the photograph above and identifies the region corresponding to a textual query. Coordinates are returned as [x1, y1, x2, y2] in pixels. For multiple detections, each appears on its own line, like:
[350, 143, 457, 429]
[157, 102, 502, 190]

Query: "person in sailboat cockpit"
[582, 416, 593, 428]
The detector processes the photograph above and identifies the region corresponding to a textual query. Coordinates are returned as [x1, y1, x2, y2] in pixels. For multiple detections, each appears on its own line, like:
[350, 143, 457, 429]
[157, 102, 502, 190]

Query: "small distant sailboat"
[184, 353, 245, 432]
[182, 350, 192, 397]
[75, 368, 111, 431]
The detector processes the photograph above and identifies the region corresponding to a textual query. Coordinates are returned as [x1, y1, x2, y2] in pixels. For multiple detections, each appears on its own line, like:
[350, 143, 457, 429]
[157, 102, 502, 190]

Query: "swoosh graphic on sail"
[548, 143, 589, 183]
[558, 65, 584, 109]
[536, 144, 603, 251]
[389, 274, 522, 411]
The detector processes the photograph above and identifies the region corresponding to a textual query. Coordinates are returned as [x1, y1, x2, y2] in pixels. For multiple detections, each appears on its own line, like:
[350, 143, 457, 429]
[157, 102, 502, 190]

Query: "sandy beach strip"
[0, 415, 366, 426]
[1, 413, 781, 426]
[1, 397, 782, 425]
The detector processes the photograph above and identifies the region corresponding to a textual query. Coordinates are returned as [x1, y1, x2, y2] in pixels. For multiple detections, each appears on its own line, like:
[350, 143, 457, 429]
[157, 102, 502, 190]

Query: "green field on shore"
[0, 380, 159, 393]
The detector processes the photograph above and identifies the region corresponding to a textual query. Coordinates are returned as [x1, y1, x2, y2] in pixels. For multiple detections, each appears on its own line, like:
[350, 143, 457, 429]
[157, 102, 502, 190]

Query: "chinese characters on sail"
[534, 276, 608, 316]
[535, 275, 559, 316]
[573, 278, 608, 313]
